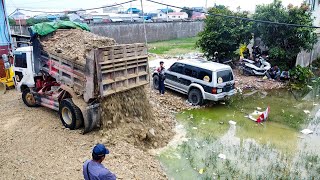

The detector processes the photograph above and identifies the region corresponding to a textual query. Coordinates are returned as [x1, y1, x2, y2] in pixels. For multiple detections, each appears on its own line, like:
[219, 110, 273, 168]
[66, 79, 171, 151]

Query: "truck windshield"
[217, 70, 233, 83]
[14, 53, 27, 68]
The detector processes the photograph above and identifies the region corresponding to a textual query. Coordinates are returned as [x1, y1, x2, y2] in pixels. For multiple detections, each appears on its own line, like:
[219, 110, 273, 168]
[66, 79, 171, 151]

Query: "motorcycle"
[241, 56, 271, 76]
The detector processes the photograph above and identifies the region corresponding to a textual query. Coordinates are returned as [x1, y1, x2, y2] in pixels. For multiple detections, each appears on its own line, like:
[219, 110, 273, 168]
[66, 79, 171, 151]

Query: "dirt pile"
[234, 70, 285, 90]
[40, 29, 116, 64]
[99, 86, 176, 149]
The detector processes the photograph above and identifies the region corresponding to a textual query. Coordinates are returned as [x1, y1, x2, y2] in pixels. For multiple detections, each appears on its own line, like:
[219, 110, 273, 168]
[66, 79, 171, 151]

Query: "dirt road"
[0, 90, 167, 179]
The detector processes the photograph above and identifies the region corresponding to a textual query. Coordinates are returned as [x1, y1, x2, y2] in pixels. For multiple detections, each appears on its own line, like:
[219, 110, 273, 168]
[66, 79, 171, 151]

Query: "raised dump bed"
[40, 43, 149, 102]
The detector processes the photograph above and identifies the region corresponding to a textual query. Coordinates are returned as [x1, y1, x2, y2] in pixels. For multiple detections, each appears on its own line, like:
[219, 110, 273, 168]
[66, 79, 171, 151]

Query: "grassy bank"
[148, 37, 200, 55]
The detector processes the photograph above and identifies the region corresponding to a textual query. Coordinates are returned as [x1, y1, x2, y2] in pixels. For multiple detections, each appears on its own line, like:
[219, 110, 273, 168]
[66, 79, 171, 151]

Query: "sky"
[4, 0, 304, 16]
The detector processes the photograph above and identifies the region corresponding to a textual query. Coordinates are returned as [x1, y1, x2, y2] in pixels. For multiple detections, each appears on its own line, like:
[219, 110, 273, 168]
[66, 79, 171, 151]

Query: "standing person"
[83, 144, 116, 180]
[157, 61, 165, 95]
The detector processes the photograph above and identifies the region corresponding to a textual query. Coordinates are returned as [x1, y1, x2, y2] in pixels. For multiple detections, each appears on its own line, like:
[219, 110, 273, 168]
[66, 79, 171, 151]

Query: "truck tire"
[59, 98, 84, 130]
[22, 89, 38, 107]
[188, 89, 203, 106]
[153, 75, 159, 90]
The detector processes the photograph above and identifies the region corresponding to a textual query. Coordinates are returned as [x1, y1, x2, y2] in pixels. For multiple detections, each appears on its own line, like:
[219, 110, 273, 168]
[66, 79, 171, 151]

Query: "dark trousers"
[159, 80, 165, 94]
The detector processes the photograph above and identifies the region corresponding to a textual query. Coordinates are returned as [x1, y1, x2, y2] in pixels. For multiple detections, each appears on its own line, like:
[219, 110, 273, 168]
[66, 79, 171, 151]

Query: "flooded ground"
[158, 88, 320, 179]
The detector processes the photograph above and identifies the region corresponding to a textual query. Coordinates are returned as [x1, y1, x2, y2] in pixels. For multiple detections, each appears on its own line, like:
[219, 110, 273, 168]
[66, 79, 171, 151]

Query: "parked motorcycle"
[241, 56, 271, 76]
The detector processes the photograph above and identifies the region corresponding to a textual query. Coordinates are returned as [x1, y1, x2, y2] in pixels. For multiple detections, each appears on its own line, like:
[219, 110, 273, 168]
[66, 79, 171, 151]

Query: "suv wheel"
[153, 75, 159, 90]
[188, 89, 203, 106]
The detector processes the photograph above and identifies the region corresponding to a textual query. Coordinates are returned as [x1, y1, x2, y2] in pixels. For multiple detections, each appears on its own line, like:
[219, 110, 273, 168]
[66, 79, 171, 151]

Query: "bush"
[290, 65, 314, 84]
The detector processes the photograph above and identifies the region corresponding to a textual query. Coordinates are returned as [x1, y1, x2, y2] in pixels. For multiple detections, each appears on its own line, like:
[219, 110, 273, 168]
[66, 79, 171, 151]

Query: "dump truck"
[13, 23, 149, 133]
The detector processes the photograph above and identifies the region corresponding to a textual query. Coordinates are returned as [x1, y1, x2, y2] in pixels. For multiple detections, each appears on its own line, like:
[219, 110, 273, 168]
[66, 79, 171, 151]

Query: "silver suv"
[153, 59, 236, 105]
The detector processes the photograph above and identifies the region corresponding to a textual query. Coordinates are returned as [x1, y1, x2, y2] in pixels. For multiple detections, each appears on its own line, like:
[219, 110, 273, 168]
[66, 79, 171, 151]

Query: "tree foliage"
[252, 0, 317, 68]
[60, 16, 70, 21]
[8, 18, 16, 26]
[197, 5, 252, 59]
[26, 18, 51, 26]
[180, 7, 193, 18]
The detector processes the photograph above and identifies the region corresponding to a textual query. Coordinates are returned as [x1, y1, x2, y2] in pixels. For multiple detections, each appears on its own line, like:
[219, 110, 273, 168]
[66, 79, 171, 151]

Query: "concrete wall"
[90, 21, 204, 44]
[10, 21, 204, 44]
[296, 34, 320, 67]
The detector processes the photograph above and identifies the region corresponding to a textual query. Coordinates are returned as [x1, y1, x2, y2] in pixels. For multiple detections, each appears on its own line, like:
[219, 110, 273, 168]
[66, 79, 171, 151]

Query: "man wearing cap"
[83, 144, 116, 180]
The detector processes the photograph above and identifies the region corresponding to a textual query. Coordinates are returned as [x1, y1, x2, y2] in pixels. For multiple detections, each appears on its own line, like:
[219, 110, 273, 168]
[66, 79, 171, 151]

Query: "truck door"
[13, 50, 35, 90]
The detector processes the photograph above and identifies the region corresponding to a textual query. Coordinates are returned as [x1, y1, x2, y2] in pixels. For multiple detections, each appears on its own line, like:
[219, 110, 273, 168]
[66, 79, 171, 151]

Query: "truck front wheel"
[59, 99, 83, 130]
[22, 89, 38, 107]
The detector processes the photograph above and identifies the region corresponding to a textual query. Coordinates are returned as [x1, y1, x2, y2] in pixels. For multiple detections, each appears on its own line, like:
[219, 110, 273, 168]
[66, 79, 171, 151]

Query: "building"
[67, 13, 83, 22]
[126, 8, 141, 14]
[90, 12, 111, 23]
[191, 12, 206, 20]
[103, 4, 124, 13]
[149, 8, 174, 21]
[167, 12, 188, 20]
[307, 0, 320, 27]
[11, 11, 26, 20]
[191, 7, 207, 13]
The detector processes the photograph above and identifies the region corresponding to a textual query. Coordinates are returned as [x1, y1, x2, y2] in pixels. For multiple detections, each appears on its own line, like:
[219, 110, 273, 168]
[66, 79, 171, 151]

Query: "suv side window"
[184, 65, 198, 78]
[198, 69, 212, 82]
[169, 63, 184, 74]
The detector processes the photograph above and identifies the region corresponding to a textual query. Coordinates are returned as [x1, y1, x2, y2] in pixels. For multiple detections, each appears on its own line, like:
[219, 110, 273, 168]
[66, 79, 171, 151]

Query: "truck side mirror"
[1, 54, 10, 69]
[1, 54, 8, 63]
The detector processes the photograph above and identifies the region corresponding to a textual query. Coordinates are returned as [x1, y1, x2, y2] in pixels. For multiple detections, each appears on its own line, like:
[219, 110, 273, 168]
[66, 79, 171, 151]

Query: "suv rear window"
[217, 70, 233, 83]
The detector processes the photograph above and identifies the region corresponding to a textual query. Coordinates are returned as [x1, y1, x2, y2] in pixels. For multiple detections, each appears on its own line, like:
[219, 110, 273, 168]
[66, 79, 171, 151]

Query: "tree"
[8, 18, 16, 26]
[26, 17, 51, 26]
[252, 0, 317, 68]
[197, 5, 252, 59]
[60, 16, 70, 21]
[180, 7, 193, 18]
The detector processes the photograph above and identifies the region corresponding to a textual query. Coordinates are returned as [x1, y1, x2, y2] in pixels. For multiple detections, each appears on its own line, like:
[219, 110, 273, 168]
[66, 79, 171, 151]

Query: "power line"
[146, 0, 320, 29]
[17, 0, 137, 14]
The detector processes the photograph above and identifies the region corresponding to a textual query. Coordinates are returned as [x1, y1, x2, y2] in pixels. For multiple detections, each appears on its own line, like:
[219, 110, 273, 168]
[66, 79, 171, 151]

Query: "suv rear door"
[216, 69, 234, 93]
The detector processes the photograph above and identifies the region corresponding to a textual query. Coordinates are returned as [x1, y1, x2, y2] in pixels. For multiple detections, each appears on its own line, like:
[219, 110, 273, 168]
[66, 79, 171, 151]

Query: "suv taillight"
[212, 88, 217, 94]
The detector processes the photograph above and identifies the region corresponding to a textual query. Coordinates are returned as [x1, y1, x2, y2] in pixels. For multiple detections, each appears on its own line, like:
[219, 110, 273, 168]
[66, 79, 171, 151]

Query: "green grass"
[148, 37, 200, 55]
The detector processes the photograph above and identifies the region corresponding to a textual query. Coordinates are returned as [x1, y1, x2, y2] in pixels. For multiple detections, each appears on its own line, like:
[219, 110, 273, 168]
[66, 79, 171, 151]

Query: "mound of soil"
[99, 87, 176, 149]
[40, 29, 116, 65]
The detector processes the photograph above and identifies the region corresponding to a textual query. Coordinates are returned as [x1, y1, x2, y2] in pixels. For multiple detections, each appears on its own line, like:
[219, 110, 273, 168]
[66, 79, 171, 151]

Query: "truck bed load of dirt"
[40, 29, 116, 65]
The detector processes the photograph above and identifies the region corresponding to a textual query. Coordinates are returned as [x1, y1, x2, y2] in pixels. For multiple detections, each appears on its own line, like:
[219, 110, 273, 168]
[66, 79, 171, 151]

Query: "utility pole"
[205, 0, 208, 9]
[166, 6, 168, 22]
[130, 2, 133, 22]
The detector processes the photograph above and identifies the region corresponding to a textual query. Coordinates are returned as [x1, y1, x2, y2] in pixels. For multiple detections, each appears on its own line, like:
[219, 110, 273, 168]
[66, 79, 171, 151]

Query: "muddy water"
[159, 89, 320, 179]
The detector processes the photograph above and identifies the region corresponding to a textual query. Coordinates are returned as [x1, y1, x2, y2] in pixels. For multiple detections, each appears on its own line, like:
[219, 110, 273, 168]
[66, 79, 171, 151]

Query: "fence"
[10, 21, 205, 44]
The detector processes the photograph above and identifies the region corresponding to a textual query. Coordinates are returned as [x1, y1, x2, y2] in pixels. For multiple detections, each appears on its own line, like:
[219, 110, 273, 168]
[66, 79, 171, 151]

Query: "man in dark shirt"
[157, 61, 165, 95]
[83, 144, 116, 180]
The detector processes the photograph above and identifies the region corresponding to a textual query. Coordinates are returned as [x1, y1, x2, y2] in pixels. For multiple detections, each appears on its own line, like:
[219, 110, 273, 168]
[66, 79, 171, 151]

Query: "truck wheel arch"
[20, 84, 29, 92]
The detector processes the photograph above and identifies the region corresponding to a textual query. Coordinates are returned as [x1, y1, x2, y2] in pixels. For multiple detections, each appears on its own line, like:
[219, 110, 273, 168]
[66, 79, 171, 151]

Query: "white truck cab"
[13, 46, 36, 92]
